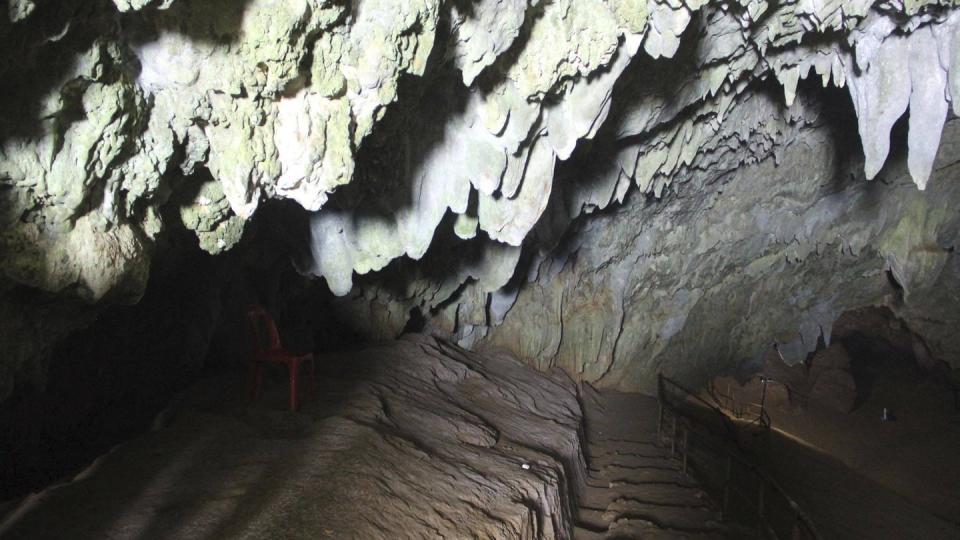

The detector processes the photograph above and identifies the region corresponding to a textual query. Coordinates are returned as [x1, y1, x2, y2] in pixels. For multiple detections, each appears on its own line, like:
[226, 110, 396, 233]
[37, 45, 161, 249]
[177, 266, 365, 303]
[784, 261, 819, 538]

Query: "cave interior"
[1, 0, 960, 539]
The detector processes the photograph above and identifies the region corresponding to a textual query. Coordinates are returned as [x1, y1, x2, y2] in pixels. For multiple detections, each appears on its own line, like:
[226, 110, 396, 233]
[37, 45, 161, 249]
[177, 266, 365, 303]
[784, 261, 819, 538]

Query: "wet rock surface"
[0, 337, 587, 540]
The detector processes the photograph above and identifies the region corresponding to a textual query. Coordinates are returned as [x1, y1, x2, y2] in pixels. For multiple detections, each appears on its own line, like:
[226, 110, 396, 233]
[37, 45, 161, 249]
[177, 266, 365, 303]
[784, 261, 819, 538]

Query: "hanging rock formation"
[2, 0, 960, 398]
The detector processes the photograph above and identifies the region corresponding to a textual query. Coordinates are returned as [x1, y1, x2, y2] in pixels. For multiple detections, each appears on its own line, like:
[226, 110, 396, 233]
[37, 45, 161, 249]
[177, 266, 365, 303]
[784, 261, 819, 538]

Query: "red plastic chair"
[246, 305, 315, 411]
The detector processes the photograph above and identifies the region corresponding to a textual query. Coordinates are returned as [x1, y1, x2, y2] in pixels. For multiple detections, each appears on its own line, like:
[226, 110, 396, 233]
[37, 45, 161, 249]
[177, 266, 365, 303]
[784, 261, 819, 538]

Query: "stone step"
[588, 440, 667, 459]
[588, 435, 661, 446]
[604, 517, 728, 539]
[577, 496, 721, 530]
[576, 507, 612, 531]
[602, 499, 724, 531]
[586, 469, 697, 489]
[576, 391, 729, 540]
[579, 484, 713, 509]
[588, 453, 678, 471]
[588, 461, 681, 484]
[572, 525, 608, 540]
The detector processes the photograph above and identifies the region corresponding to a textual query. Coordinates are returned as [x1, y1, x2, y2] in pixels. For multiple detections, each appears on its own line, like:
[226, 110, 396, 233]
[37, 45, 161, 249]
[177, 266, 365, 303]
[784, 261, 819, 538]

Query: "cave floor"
[6, 341, 954, 540]
[0, 338, 589, 539]
[0, 337, 736, 540]
[572, 390, 726, 539]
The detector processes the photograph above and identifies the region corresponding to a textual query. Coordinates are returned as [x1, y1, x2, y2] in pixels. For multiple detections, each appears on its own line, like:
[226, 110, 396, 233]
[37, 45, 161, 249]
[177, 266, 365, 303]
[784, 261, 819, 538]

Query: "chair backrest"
[246, 305, 282, 353]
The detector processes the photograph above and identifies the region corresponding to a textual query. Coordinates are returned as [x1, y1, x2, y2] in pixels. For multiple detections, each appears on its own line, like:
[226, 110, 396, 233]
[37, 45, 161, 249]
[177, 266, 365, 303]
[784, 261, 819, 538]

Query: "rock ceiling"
[2, 0, 960, 394]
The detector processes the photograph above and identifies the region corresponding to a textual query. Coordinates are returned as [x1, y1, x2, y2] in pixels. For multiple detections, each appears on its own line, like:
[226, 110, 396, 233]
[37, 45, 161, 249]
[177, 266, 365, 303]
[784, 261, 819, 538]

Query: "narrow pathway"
[574, 389, 728, 539]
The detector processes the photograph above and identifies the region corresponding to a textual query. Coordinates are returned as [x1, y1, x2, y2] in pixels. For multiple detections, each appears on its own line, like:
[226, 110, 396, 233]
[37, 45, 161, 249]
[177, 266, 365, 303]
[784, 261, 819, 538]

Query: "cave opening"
[3, 1, 960, 539]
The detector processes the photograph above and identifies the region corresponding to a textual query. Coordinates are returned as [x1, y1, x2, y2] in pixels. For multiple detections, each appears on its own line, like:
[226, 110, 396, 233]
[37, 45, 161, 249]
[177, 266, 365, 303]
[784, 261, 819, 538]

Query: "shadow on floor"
[747, 428, 960, 540]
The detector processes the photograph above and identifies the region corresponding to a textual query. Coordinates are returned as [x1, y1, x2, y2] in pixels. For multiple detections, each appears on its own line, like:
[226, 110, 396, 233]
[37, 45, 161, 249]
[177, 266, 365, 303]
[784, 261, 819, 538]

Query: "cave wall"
[0, 199, 336, 500]
[327, 88, 960, 392]
[0, 231, 235, 499]
[2, 0, 960, 400]
[482, 112, 960, 393]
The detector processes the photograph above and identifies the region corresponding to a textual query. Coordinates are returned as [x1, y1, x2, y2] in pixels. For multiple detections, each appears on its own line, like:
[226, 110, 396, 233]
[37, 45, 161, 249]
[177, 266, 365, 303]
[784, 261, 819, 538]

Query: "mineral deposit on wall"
[2, 0, 960, 396]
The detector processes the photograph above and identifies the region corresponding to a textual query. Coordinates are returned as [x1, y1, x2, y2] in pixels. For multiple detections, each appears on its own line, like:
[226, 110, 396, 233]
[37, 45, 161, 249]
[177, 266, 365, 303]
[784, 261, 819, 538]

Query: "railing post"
[682, 426, 689, 475]
[658, 374, 819, 539]
[657, 401, 663, 446]
[757, 477, 766, 538]
[722, 453, 732, 518]
[671, 414, 677, 457]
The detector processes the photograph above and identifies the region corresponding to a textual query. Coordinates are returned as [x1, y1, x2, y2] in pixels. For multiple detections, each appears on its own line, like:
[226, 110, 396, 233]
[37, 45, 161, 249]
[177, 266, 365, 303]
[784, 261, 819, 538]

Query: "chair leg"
[249, 362, 264, 402]
[247, 363, 256, 401]
[289, 360, 299, 412]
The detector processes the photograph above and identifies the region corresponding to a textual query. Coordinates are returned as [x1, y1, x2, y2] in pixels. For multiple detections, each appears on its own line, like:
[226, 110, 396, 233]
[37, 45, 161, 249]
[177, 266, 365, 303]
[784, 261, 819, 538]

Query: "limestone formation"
[3, 0, 960, 398]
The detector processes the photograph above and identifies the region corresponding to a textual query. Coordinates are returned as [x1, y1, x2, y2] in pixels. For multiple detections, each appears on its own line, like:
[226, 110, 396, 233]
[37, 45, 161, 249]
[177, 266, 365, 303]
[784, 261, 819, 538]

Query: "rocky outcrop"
[712, 344, 859, 414]
[3, 0, 960, 398]
[0, 336, 587, 539]
[807, 345, 858, 413]
[293, 2, 960, 392]
[335, 99, 960, 392]
[0, 234, 248, 500]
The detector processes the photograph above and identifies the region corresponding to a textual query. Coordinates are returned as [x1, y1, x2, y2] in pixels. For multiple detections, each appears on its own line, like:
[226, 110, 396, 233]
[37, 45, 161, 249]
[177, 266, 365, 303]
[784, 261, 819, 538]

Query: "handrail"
[657, 374, 823, 540]
[709, 381, 771, 429]
[767, 379, 815, 408]
[710, 376, 853, 424]
[657, 375, 748, 451]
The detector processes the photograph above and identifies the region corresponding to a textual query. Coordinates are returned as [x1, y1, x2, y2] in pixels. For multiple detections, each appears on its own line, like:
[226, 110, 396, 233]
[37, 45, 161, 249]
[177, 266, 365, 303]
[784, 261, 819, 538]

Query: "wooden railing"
[657, 375, 822, 540]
